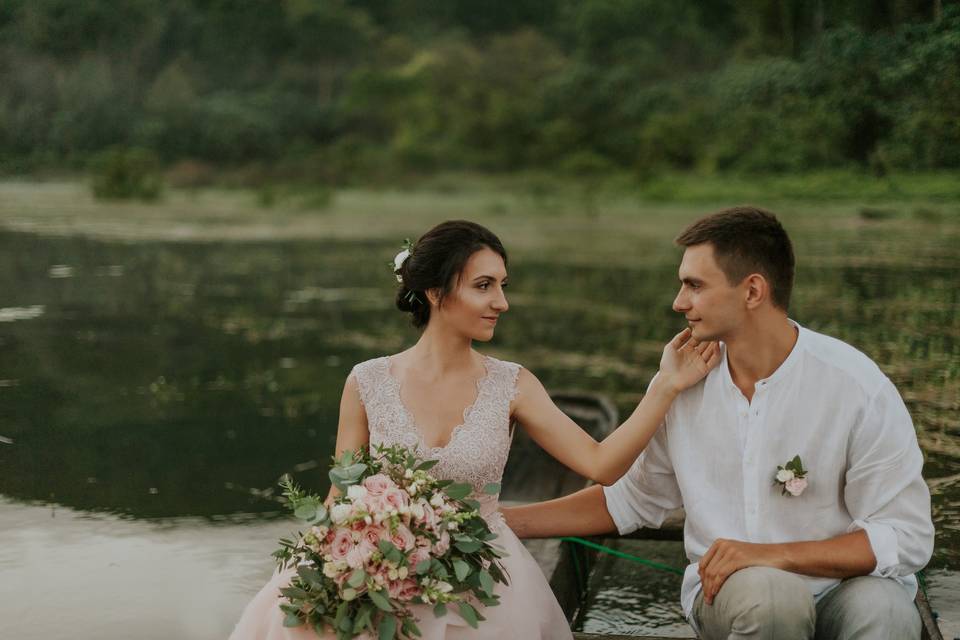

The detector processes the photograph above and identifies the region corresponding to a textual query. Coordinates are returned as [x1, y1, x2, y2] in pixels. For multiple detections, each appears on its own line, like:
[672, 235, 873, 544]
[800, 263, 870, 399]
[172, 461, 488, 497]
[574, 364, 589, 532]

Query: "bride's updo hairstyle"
[395, 220, 507, 329]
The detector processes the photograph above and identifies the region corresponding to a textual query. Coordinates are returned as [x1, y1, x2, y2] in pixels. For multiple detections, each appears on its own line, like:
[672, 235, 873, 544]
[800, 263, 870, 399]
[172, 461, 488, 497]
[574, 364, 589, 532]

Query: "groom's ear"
[743, 273, 768, 309]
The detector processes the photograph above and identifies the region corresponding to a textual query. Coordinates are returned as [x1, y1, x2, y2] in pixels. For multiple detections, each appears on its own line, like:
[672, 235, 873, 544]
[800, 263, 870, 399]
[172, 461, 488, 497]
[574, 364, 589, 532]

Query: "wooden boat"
[503, 392, 944, 640]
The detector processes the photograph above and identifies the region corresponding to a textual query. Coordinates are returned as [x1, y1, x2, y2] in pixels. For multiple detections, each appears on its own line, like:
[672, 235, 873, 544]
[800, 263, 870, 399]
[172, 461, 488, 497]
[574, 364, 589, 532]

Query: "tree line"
[1, 0, 958, 183]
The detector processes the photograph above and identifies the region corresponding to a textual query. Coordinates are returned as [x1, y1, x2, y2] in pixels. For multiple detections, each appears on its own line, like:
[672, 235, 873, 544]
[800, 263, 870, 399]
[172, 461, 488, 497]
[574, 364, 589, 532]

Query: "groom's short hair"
[675, 206, 795, 310]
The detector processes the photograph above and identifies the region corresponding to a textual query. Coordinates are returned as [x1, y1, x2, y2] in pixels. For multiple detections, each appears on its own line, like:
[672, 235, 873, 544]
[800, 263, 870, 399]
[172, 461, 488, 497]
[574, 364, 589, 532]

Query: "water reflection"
[0, 219, 957, 637]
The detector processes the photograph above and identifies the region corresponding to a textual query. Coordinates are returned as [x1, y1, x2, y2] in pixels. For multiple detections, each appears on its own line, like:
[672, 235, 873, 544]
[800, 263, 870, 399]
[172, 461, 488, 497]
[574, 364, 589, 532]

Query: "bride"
[230, 220, 720, 639]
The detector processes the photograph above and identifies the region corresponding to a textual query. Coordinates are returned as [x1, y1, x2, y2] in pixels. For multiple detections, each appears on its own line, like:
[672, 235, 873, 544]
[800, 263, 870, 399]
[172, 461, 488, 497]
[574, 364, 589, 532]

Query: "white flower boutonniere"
[774, 455, 808, 496]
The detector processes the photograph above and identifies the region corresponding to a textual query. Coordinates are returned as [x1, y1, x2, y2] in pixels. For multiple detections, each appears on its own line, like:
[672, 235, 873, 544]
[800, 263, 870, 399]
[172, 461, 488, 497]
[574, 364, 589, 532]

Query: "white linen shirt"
[603, 321, 935, 618]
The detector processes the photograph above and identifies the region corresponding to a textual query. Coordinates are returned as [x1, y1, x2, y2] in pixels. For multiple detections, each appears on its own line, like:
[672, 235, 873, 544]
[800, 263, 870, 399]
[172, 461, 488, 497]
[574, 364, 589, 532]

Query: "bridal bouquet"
[273, 444, 508, 639]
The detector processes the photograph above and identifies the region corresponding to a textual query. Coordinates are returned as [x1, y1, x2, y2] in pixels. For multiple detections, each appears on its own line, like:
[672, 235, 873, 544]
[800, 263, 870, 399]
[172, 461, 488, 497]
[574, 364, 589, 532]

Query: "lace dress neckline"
[384, 354, 493, 454]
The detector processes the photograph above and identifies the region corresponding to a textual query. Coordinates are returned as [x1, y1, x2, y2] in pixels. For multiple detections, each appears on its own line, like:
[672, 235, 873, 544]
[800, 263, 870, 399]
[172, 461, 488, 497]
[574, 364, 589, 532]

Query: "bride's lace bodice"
[351, 355, 520, 495]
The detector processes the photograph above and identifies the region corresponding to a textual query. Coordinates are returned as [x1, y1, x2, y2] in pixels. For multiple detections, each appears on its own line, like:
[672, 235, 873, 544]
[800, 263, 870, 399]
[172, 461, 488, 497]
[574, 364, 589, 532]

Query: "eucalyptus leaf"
[454, 539, 483, 553]
[279, 586, 310, 600]
[347, 568, 366, 588]
[283, 612, 304, 627]
[452, 559, 471, 582]
[481, 482, 501, 495]
[402, 616, 421, 637]
[378, 540, 398, 556]
[433, 602, 448, 618]
[478, 594, 500, 606]
[368, 588, 393, 612]
[415, 559, 432, 574]
[378, 614, 397, 640]
[444, 482, 472, 500]
[353, 606, 372, 634]
[416, 459, 439, 471]
[294, 504, 317, 521]
[297, 565, 324, 587]
[478, 570, 494, 596]
[341, 463, 368, 477]
[457, 602, 480, 628]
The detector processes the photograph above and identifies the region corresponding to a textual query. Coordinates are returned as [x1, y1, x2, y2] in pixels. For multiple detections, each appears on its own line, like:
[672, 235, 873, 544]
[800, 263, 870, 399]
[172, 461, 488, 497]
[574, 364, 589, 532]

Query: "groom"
[503, 207, 934, 639]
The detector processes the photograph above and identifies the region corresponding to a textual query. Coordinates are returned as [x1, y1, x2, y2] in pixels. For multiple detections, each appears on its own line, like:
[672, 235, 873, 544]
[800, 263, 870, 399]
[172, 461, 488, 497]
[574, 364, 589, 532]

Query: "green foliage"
[90, 147, 163, 201]
[1, 0, 959, 178]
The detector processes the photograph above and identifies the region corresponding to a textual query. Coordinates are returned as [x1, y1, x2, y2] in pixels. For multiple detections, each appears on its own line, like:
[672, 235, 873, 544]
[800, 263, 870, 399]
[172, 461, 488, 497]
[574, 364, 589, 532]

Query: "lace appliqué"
[351, 355, 521, 495]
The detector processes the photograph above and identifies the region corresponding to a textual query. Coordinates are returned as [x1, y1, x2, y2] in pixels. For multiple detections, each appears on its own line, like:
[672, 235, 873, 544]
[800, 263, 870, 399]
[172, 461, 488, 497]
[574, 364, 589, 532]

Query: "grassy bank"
[1, 172, 958, 251]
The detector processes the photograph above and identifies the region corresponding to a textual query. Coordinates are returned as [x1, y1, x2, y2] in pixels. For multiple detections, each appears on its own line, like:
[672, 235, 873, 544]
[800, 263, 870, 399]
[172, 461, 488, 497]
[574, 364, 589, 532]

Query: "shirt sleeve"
[603, 416, 683, 535]
[844, 377, 935, 578]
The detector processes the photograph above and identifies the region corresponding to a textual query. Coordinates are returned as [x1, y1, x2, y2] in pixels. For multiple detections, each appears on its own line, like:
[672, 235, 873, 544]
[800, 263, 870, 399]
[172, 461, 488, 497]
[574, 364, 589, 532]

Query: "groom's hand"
[698, 539, 787, 605]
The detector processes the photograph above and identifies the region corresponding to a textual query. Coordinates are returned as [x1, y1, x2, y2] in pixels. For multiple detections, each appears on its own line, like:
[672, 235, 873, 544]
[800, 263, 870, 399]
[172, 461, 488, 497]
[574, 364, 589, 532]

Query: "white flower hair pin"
[774, 455, 808, 496]
[391, 238, 414, 283]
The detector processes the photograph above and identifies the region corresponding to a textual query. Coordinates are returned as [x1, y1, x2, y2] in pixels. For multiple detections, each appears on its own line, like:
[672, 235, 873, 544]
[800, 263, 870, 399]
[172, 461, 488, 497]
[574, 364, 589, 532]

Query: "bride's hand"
[658, 327, 721, 395]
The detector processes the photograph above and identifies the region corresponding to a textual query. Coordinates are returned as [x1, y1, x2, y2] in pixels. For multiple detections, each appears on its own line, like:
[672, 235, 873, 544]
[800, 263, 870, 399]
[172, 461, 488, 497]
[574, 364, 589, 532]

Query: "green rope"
[917, 568, 928, 599]
[561, 537, 685, 575]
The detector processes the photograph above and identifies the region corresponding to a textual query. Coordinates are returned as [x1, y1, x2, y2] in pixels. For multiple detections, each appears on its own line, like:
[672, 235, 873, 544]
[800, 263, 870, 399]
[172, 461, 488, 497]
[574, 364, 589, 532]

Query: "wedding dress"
[229, 355, 572, 639]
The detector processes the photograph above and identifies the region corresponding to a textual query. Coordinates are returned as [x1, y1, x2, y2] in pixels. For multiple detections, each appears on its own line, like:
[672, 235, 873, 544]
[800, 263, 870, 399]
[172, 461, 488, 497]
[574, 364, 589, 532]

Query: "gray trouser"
[691, 567, 921, 640]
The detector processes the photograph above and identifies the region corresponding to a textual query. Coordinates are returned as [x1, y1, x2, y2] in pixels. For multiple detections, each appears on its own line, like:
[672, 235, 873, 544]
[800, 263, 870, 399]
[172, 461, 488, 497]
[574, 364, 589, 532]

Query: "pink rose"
[361, 525, 385, 548]
[785, 477, 808, 496]
[409, 546, 431, 569]
[329, 528, 355, 562]
[388, 578, 421, 601]
[415, 498, 437, 529]
[433, 530, 450, 555]
[346, 544, 368, 569]
[363, 474, 394, 496]
[382, 487, 409, 512]
[390, 524, 416, 551]
[362, 493, 386, 514]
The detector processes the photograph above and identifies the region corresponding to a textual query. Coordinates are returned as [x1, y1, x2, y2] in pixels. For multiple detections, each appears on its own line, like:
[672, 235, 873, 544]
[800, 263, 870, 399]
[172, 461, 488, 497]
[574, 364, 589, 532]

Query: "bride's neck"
[408, 322, 476, 376]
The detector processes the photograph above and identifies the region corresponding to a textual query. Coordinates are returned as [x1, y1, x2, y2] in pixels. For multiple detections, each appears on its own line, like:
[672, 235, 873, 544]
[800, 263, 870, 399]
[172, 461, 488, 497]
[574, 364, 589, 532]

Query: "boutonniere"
[774, 455, 808, 496]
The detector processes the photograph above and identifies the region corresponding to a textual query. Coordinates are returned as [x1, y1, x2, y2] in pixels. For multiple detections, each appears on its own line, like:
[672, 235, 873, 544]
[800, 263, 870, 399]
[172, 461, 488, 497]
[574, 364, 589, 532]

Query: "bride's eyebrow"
[472, 275, 508, 282]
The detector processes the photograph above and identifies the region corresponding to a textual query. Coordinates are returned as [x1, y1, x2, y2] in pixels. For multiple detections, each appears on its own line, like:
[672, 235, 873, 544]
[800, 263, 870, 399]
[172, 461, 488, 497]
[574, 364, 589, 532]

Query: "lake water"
[0, 205, 957, 638]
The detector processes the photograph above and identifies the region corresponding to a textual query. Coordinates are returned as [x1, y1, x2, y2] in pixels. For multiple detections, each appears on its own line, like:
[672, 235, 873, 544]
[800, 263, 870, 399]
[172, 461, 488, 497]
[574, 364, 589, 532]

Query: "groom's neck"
[724, 314, 798, 401]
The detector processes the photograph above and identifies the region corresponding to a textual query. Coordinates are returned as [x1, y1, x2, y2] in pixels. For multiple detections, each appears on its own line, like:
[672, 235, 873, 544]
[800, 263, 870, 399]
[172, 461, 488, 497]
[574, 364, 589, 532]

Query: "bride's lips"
[481, 316, 499, 324]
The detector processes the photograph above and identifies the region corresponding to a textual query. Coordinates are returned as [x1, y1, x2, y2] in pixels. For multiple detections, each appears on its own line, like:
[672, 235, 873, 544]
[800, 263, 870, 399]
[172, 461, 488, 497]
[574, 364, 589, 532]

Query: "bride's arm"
[512, 328, 719, 486]
[324, 374, 369, 503]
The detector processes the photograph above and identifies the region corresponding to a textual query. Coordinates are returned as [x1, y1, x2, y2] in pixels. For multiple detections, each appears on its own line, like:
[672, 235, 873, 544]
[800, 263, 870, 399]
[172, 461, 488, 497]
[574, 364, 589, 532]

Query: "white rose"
[330, 503, 352, 524]
[404, 468, 414, 479]
[347, 485, 368, 501]
[398, 566, 409, 579]
[776, 469, 795, 483]
[436, 581, 453, 594]
[394, 249, 411, 272]
[410, 503, 425, 520]
[429, 493, 445, 508]
[323, 561, 342, 578]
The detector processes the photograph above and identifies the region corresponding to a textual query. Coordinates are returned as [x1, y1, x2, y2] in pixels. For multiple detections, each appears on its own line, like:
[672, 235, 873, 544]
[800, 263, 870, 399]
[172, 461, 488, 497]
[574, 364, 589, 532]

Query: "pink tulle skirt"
[228, 520, 572, 640]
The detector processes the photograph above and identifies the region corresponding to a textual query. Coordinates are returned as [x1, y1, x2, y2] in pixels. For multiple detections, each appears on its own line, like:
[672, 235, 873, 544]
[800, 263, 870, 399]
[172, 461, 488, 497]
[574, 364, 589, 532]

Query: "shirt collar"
[719, 318, 806, 392]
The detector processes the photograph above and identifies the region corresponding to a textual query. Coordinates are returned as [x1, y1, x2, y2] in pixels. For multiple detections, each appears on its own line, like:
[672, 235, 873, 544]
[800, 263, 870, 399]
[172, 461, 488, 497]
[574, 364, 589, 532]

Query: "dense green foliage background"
[1, 0, 958, 181]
